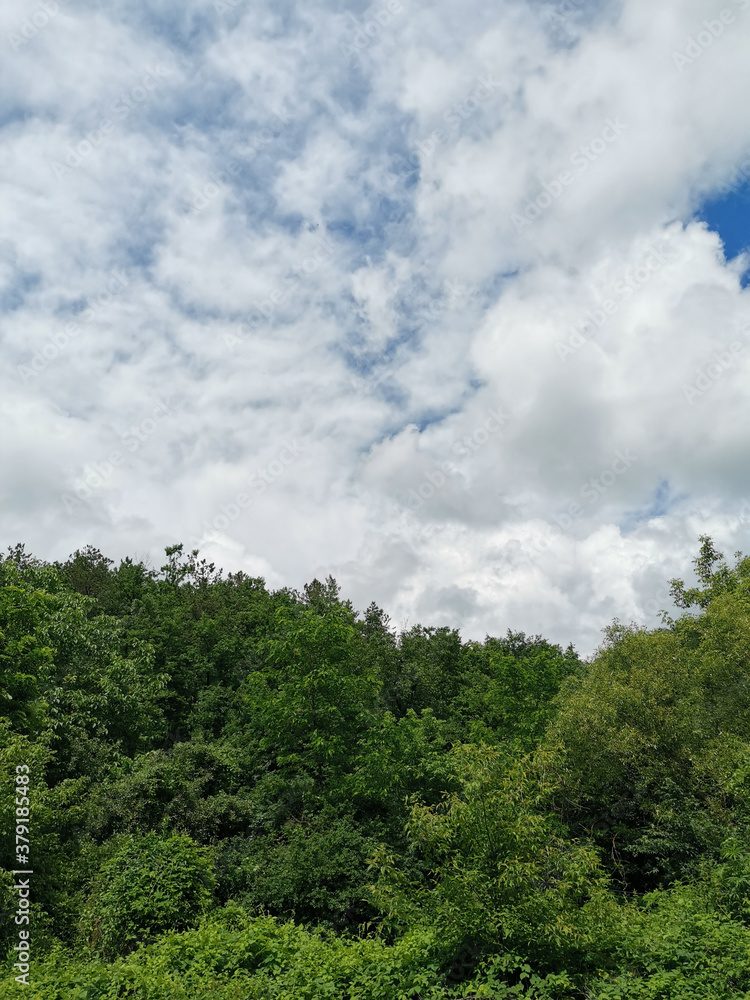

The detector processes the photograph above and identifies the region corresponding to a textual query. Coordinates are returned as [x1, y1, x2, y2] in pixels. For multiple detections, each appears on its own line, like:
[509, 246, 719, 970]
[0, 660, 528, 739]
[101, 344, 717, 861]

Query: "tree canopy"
[2, 537, 750, 998]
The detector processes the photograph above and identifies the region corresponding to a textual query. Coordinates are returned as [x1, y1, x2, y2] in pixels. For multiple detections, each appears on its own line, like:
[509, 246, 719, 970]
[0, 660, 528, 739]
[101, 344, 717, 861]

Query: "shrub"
[80, 833, 215, 959]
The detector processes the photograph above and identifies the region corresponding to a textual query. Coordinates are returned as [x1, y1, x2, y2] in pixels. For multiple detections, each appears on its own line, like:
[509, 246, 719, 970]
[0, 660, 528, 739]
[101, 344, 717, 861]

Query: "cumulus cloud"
[1, 0, 749, 654]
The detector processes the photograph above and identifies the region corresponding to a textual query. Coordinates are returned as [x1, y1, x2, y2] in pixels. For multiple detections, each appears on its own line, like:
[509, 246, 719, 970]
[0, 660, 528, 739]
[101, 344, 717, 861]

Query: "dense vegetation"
[1, 537, 750, 998]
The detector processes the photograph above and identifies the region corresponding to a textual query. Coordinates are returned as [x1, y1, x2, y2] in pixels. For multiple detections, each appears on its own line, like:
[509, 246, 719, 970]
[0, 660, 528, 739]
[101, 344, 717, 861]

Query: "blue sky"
[697, 180, 750, 284]
[1, 0, 750, 654]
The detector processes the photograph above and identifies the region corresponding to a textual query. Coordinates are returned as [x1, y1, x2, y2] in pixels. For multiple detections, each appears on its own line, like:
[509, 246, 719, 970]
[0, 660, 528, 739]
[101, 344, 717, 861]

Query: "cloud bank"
[2, 0, 750, 654]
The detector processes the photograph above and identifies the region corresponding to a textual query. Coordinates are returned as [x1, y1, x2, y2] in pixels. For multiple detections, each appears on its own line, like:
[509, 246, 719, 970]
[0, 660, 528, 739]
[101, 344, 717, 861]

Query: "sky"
[1, 0, 749, 656]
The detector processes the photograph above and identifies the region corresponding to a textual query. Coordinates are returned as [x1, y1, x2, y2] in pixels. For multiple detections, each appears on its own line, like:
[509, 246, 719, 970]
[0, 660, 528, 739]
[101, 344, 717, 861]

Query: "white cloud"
[1, 0, 750, 655]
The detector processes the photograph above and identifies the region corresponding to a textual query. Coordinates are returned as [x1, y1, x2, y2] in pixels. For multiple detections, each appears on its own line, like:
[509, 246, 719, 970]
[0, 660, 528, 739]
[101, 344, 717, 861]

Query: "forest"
[1, 536, 750, 998]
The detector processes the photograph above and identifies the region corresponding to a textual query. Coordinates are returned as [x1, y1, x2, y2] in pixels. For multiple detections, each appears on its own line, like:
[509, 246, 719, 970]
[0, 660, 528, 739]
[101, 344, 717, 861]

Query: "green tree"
[669, 535, 750, 610]
[0, 578, 54, 735]
[39, 593, 167, 780]
[394, 625, 464, 716]
[453, 632, 580, 747]
[547, 543, 750, 888]
[246, 599, 379, 782]
[369, 742, 617, 978]
[346, 708, 455, 816]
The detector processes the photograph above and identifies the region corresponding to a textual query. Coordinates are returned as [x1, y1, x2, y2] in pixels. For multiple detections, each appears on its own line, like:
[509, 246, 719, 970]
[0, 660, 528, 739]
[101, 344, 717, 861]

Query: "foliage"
[79, 833, 215, 959]
[368, 742, 619, 976]
[452, 633, 580, 748]
[546, 568, 750, 889]
[251, 600, 379, 781]
[1, 537, 749, 998]
[214, 807, 380, 929]
[0, 562, 56, 735]
[669, 534, 750, 610]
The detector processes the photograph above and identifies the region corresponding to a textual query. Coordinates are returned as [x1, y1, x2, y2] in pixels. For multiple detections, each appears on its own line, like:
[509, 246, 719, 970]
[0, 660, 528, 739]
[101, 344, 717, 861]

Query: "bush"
[215, 808, 379, 930]
[80, 833, 215, 959]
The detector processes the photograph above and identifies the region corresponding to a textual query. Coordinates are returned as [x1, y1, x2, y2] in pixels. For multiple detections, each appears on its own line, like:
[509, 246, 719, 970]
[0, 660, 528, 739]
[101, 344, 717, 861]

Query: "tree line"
[1, 537, 749, 998]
